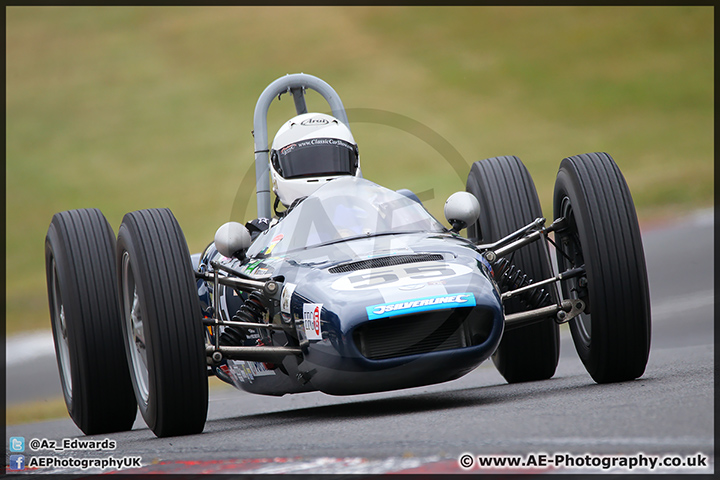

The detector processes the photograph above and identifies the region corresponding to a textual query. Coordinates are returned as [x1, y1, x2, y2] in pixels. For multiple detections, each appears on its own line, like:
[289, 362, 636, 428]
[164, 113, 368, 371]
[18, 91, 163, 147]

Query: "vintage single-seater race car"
[45, 73, 651, 438]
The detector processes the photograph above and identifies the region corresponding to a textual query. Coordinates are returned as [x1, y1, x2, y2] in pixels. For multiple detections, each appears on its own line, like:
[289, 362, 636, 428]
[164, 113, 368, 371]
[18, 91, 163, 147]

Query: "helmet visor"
[275, 138, 358, 179]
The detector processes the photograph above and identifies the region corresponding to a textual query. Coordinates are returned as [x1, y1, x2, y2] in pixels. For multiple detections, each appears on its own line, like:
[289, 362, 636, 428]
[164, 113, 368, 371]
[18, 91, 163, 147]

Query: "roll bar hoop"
[252, 73, 350, 219]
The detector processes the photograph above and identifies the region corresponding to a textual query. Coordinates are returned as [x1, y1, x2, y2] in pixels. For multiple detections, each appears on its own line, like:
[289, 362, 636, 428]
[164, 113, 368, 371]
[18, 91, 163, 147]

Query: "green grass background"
[6, 6, 713, 334]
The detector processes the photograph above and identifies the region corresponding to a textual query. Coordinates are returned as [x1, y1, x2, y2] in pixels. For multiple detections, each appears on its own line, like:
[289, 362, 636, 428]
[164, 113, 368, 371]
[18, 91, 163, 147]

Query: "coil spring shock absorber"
[219, 290, 267, 346]
[493, 257, 552, 309]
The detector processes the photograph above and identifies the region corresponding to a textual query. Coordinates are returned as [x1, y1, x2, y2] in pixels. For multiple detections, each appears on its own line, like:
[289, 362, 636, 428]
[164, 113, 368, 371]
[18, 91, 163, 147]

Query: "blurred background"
[6, 6, 713, 336]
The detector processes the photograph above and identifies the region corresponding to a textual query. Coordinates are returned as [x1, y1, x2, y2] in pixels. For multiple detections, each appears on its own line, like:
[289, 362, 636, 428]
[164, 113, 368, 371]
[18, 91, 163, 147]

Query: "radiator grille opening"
[353, 307, 493, 360]
[328, 254, 443, 274]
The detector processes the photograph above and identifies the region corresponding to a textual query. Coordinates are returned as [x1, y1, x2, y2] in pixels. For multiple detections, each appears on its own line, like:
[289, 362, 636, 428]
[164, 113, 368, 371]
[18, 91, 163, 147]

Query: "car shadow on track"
[202, 371, 657, 435]
[205, 393, 492, 434]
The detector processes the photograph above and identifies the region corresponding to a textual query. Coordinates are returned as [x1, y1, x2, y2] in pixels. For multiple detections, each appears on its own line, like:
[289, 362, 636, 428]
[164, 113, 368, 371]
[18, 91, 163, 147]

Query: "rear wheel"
[466, 155, 559, 383]
[45, 209, 137, 434]
[553, 152, 650, 383]
[117, 208, 208, 437]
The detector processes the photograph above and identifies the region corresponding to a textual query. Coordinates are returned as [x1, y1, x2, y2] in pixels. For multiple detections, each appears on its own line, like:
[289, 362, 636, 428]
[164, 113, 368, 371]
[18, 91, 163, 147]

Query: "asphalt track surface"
[5, 209, 714, 474]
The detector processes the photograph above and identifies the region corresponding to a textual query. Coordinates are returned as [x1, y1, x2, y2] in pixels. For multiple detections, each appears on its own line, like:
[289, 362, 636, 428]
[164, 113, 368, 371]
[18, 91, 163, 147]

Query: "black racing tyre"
[116, 208, 208, 437]
[466, 155, 559, 383]
[553, 152, 650, 383]
[45, 209, 137, 434]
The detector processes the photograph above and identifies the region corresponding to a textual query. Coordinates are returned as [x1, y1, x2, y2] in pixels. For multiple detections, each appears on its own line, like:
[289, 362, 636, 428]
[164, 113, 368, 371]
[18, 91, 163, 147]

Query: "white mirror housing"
[444, 191, 480, 232]
[214, 222, 252, 258]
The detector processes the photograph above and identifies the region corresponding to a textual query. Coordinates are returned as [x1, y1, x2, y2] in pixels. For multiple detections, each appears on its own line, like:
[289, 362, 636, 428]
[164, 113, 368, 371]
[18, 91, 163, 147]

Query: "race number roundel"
[331, 261, 473, 291]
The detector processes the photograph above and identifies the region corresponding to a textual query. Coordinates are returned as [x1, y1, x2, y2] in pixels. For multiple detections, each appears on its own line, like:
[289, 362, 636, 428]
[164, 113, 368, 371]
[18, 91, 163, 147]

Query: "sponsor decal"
[243, 260, 262, 274]
[247, 361, 275, 377]
[366, 293, 476, 320]
[220, 363, 244, 387]
[300, 116, 329, 126]
[302, 303, 323, 340]
[280, 283, 297, 314]
[262, 234, 284, 255]
[280, 143, 297, 154]
[225, 360, 276, 386]
[280, 138, 354, 155]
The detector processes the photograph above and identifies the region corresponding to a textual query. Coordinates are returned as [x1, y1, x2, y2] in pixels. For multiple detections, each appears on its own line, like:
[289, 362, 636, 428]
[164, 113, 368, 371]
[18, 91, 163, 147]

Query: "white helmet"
[270, 112, 360, 207]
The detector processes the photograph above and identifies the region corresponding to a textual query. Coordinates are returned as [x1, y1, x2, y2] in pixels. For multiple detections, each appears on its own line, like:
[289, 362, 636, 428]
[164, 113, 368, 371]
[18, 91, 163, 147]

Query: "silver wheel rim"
[51, 259, 73, 399]
[121, 251, 150, 406]
[560, 197, 591, 346]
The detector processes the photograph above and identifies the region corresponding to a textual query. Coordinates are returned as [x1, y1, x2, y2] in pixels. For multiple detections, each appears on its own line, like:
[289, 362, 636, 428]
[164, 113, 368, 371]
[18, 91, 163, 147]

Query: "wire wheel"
[120, 251, 150, 407]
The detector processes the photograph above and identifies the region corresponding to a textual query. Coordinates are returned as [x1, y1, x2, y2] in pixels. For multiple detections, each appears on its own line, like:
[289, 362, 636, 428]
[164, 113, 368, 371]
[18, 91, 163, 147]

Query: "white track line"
[5, 330, 55, 366]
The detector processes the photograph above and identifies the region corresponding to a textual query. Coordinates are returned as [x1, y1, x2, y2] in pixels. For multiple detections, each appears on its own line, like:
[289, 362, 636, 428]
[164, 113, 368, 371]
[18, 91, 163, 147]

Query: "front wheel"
[45, 209, 137, 434]
[466, 155, 559, 383]
[553, 152, 651, 383]
[117, 208, 208, 437]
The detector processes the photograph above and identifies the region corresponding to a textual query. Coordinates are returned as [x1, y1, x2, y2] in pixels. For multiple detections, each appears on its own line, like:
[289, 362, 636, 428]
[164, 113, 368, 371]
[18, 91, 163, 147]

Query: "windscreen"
[247, 177, 445, 258]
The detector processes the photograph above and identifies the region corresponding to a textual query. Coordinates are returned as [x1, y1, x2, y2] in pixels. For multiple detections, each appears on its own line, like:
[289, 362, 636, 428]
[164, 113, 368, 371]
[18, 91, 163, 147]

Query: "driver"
[270, 113, 360, 208]
[245, 112, 361, 238]
[213, 113, 361, 361]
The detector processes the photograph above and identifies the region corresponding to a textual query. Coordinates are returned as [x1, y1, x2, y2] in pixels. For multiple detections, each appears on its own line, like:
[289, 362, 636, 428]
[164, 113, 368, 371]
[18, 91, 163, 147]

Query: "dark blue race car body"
[45, 73, 650, 438]
[197, 176, 504, 396]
